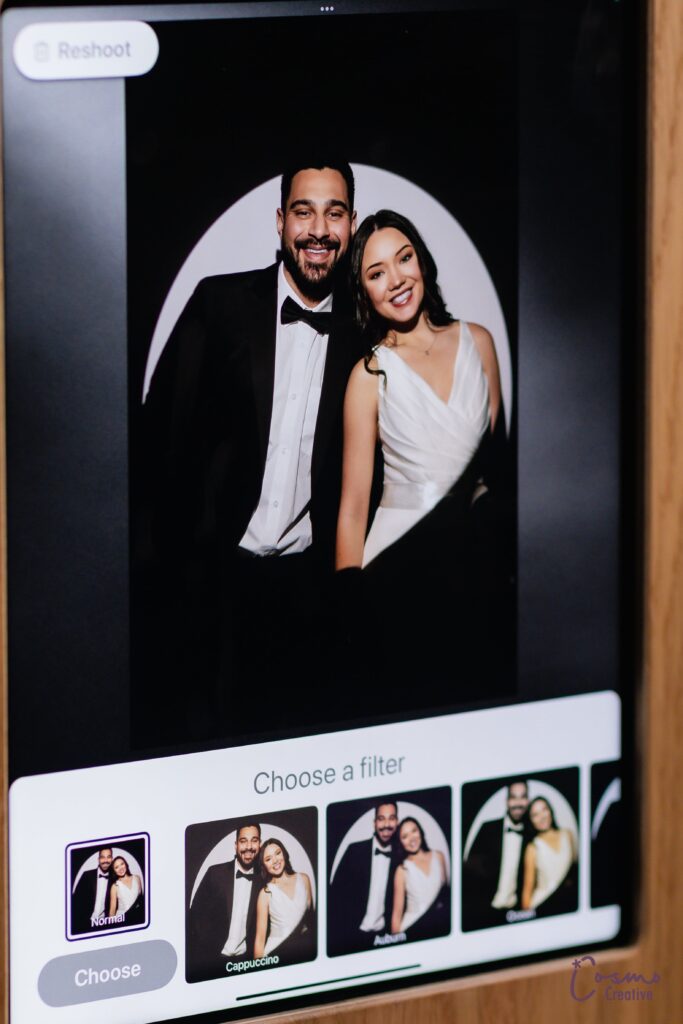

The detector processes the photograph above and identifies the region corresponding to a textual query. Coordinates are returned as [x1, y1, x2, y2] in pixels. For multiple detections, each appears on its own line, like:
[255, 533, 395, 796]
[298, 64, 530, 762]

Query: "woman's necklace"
[393, 332, 439, 356]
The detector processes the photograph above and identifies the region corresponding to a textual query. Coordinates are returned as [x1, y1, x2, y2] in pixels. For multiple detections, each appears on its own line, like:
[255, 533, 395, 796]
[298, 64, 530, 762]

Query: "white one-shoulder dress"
[363, 322, 490, 566]
[264, 874, 308, 954]
[400, 853, 445, 932]
[113, 876, 142, 915]
[530, 831, 573, 909]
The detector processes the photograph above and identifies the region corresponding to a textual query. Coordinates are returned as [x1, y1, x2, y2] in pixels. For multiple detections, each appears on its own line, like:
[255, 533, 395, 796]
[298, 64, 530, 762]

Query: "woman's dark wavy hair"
[397, 816, 430, 859]
[527, 797, 559, 834]
[350, 210, 454, 373]
[259, 837, 295, 888]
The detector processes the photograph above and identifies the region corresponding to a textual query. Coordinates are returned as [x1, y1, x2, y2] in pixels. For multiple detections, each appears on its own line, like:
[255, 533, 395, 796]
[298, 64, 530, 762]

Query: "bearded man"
[139, 156, 360, 739]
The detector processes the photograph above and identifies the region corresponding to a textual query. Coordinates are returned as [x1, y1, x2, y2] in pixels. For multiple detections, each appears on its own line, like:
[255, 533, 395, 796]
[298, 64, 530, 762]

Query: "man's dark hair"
[236, 822, 261, 840]
[98, 847, 113, 857]
[280, 154, 355, 212]
[507, 779, 528, 798]
[374, 800, 398, 819]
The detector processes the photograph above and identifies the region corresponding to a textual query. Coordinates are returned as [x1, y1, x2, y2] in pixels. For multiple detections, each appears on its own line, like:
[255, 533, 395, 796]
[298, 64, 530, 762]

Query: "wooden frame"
[1, 0, 682, 1021]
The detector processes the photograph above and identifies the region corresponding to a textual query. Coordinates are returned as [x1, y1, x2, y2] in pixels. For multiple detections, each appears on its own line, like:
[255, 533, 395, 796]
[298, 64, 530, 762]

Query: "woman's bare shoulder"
[465, 322, 496, 361]
[348, 355, 381, 392]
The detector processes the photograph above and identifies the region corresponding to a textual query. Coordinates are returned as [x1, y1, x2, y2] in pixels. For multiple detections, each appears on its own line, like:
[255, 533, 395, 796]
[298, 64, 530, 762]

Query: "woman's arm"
[302, 873, 313, 910]
[520, 843, 537, 910]
[436, 850, 447, 886]
[253, 890, 269, 959]
[336, 359, 379, 570]
[469, 323, 502, 429]
[391, 866, 407, 934]
[108, 885, 117, 918]
[567, 829, 578, 862]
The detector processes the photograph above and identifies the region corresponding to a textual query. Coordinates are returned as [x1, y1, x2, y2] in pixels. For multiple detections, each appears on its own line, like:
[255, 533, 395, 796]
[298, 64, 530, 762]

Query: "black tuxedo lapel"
[312, 324, 353, 483]
[223, 863, 236, 926]
[245, 873, 260, 956]
[78, 870, 98, 930]
[313, 329, 350, 485]
[245, 266, 278, 474]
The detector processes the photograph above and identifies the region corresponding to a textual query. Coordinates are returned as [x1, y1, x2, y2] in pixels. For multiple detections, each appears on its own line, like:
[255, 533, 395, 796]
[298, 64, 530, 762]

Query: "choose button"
[38, 940, 177, 1007]
[13, 21, 159, 81]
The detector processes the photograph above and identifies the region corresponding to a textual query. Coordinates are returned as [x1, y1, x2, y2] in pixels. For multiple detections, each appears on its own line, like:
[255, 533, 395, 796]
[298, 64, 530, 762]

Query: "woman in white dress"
[108, 856, 143, 921]
[336, 210, 503, 689]
[391, 817, 447, 936]
[521, 797, 577, 912]
[254, 839, 313, 959]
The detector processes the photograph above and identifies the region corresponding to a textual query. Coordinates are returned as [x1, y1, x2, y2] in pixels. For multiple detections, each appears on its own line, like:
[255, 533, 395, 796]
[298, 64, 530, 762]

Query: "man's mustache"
[295, 238, 340, 252]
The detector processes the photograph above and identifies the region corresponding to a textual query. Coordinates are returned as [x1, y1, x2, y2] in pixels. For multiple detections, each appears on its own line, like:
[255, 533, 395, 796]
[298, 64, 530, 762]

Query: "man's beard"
[281, 238, 347, 303]
[236, 852, 256, 871]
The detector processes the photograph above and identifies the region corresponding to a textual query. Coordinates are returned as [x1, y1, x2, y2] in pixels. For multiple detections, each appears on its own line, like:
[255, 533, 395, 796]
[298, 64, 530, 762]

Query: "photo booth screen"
[2, 0, 641, 1022]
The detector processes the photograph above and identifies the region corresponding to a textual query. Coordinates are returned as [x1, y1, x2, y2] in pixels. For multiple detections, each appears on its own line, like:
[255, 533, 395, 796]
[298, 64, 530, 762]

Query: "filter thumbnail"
[67, 833, 149, 940]
[185, 806, 317, 982]
[327, 786, 451, 956]
[461, 768, 579, 931]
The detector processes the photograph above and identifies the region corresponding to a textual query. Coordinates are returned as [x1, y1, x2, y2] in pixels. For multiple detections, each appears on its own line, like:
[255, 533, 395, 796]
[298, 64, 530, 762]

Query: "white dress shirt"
[360, 838, 393, 933]
[221, 860, 255, 957]
[491, 815, 524, 910]
[92, 871, 110, 921]
[239, 263, 331, 555]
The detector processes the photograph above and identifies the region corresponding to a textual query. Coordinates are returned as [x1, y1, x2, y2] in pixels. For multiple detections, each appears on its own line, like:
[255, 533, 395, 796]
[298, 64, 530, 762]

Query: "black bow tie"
[281, 295, 334, 334]
[506, 825, 523, 834]
[236, 870, 254, 881]
[98, 873, 109, 879]
[374, 848, 391, 857]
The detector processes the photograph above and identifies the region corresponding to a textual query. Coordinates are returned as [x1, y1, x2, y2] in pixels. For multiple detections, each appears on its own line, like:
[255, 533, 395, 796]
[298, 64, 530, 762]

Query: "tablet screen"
[2, 1, 641, 1020]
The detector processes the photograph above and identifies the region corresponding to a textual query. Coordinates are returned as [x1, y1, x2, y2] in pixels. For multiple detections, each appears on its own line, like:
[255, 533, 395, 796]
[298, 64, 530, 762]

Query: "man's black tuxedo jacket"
[134, 264, 363, 734]
[139, 263, 363, 582]
[186, 860, 259, 982]
[462, 817, 525, 931]
[72, 869, 113, 934]
[328, 838, 394, 955]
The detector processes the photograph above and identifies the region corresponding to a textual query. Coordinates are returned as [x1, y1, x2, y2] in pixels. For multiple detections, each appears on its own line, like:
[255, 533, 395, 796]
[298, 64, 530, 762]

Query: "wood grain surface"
[1, 0, 682, 1023]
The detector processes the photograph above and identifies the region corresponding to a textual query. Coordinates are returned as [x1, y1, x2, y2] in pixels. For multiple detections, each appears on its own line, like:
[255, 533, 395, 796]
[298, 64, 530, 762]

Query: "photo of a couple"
[67, 834, 148, 939]
[461, 772, 579, 931]
[127, 11, 517, 750]
[185, 810, 317, 982]
[133, 156, 512, 744]
[327, 789, 451, 956]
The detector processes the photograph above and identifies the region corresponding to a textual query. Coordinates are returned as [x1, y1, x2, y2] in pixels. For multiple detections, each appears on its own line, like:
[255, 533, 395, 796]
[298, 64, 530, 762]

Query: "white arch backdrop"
[142, 164, 512, 430]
